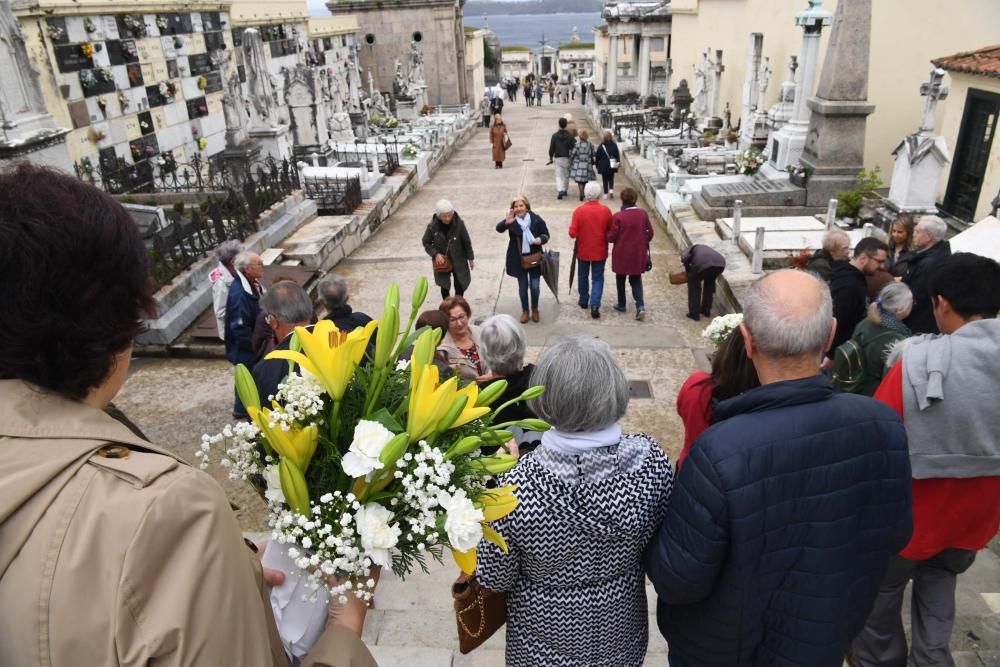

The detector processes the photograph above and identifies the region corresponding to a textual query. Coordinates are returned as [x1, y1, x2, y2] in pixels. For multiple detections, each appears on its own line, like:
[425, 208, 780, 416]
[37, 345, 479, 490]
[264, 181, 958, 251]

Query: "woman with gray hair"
[835, 281, 913, 396]
[209, 239, 243, 340]
[422, 198, 475, 300]
[476, 336, 674, 666]
[476, 314, 540, 452]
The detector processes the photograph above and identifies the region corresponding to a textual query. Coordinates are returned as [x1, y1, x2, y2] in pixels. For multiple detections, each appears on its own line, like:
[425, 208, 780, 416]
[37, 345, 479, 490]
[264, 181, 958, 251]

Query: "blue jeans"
[577, 259, 606, 308]
[516, 267, 541, 311]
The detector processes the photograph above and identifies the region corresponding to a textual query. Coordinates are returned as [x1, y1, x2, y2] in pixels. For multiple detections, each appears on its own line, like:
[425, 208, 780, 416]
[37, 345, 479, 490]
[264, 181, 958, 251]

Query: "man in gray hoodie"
[851, 252, 1000, 667]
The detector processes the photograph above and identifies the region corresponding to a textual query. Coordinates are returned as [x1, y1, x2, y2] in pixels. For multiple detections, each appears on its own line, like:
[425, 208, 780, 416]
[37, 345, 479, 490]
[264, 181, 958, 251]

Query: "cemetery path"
[112, 99, 1000, 666]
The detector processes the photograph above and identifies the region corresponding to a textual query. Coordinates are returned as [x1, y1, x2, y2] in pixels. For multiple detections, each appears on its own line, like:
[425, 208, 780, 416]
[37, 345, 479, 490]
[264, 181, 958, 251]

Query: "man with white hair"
[209, 239, 243, 340]
[422, 198, 475, 300]
[252, 281, 314, 403]
[645, 269, 913, 667]
[568, 181, 613, 318]
[902, 215, 951, 334]
[225, 251, 264, 418]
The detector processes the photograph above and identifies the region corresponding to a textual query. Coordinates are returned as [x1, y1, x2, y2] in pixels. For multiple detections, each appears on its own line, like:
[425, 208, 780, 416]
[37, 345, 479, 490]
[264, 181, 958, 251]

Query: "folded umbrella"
[540, 249, 561, 303]
[568, 242, 577, 295]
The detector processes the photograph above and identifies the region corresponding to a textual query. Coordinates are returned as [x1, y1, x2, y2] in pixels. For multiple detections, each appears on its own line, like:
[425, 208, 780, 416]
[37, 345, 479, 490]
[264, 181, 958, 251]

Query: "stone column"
[607, 34, 619, 92]
[631, 35, 640, 80]
[766, 0, 832, 170]
[638, 36, 652, 97]
[710, 49, 724, 119]
[664, 58, 673, 102]
[738, 33, 763, 150]
[801, 0, 876, 205]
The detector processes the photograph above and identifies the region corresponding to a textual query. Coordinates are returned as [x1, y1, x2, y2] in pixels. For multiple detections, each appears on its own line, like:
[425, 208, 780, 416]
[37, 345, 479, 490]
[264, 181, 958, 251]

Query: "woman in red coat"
[606, 188, 654, 320]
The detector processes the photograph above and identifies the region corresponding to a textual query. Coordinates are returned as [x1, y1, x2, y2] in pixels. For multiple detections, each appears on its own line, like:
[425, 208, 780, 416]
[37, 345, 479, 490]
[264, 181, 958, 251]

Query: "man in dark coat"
[251, 281, 314, 404]
[645, 269, 913, 667]
[826, 237, 889, 361]
[318, 274, 372, 332]
[681, 243, 726, 321]
[806, 228, 851, 282]
[225, 251, 264, 418]
[903, 215, 952, 334]
[489, 94, 504, 117]
[548, 117, 575, 199]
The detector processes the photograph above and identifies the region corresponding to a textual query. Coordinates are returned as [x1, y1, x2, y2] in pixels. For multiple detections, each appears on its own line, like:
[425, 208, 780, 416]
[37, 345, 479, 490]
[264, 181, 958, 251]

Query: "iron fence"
[329, 141, 399, 175]
[302, 174, 363, 215]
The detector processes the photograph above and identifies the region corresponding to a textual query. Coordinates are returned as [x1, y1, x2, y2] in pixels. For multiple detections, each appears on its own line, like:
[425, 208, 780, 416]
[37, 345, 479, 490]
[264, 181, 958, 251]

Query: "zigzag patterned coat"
[476, 434, 674, 667]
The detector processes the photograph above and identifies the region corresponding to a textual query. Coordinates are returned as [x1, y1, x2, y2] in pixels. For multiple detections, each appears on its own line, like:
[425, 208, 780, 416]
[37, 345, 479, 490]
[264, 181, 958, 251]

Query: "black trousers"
[440, 271, 465, 300]
[615, 274, 644, 309]
[601, 172, 615, 193]
[687, 266, 723, 316]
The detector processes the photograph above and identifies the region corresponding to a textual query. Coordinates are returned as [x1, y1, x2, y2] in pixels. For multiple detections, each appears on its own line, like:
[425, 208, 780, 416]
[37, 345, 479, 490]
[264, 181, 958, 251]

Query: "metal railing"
[329, 141, 400, 176]
[302, 174, 363, 215]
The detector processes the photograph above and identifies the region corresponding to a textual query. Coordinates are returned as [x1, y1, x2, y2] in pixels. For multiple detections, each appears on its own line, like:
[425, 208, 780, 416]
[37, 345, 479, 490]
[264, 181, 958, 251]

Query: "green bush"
[836, 167, 882, 219]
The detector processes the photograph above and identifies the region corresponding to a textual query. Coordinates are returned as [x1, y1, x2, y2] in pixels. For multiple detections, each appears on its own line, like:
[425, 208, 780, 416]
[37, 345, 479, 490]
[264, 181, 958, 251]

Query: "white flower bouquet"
[199, 278, 544, 603]
[736, 147, 763, 176]
[701, 313, 744, 348]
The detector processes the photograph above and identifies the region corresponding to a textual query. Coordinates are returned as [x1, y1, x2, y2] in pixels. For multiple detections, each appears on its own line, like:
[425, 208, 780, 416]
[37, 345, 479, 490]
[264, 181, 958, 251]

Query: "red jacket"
[675, 371, 713, 470]
[568, 201, 613, 261]
[607, 207, 654, 275]
[876, 361, 1000, 560]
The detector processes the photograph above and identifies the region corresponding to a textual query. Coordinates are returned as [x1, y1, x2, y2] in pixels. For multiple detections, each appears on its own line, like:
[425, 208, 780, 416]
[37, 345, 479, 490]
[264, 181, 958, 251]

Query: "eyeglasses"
[449, 314, 468, 323]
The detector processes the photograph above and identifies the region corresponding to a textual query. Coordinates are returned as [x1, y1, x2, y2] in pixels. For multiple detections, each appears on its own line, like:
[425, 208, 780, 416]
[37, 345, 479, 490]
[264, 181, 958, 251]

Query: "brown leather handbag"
[434, 255, 454, 273]
[520, 251, 542, 270]
[453, 573, 506, 654]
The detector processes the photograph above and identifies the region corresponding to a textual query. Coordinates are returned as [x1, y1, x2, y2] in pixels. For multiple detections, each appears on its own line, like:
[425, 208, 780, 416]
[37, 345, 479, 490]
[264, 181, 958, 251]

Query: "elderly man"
[806, 228, 851, 282]
[210, 240, 243, 340]
[252, 281, 314, 403]
[318, 274, 372, 332]
[645, 269, 913, 667]
[903, 215, 952, 334]
[226, 251, 264, 418]
[827, 237, 890, 361]
[569, 181, 613, 318]
[548, 117, 575, 199]
[851, 253, 1000, 667]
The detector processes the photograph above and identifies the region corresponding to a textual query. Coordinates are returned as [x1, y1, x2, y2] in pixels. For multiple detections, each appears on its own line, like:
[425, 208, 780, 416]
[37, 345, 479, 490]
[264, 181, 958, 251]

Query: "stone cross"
[693, 50, 710, 117]
[918, 67, 949, 134]
[709, 49, 725, 118]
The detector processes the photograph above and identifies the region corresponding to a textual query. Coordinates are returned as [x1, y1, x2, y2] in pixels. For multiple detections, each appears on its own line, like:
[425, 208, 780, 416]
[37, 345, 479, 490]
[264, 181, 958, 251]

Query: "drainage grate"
[629, 380, 653, 399]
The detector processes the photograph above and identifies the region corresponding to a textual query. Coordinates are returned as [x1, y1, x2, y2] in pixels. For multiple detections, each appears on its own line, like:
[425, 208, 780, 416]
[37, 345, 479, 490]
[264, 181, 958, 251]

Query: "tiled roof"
[932, 44, 1000, 79]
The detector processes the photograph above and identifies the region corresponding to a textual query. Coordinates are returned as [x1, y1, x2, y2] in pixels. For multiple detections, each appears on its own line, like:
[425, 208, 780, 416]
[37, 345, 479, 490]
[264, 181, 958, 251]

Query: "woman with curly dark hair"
[0, 164, 376, 667]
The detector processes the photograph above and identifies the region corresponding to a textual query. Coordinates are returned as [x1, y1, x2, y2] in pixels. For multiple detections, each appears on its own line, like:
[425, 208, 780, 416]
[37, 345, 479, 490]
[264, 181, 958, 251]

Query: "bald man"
[645, 270, 913, 667]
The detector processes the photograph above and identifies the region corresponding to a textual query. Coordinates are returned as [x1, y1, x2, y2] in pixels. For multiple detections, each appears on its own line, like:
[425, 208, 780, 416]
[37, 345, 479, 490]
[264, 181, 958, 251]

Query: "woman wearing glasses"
[437, 296, 490, 381]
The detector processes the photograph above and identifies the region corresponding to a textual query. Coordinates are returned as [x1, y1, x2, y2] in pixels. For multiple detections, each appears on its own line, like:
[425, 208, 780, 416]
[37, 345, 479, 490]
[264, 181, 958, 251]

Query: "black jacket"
[828, 261, 869, 359]
[595, 140, 620, 175]
[805, 250, 841, 283]
[644, 375, 913, 667]
[548, 128, 575, 159]
[496, 212, 550, 277]
[489, 96, 504, 115]
[252, 332, 296, 405]
[903, 240, 952, 334]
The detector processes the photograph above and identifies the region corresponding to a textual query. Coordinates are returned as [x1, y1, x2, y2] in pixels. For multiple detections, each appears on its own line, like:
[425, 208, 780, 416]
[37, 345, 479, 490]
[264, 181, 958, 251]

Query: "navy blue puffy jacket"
[644, 375, 913, 667]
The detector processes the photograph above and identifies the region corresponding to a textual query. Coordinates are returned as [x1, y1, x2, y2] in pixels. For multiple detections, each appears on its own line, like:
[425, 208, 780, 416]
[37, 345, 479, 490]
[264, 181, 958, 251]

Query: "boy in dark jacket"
[645, 269, 913, 667]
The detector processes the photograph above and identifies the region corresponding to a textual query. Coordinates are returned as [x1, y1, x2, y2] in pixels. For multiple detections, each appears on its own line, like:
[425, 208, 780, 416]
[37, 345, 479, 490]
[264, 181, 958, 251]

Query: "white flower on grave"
[263, 464, 285, 504]
[437, 488, 484, 552]
[354, 503, 400, 568]
[342, 419, 395, 478]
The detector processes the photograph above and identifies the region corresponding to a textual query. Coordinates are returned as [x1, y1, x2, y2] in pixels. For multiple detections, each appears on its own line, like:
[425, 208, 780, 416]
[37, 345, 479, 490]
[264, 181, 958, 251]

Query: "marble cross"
[919, 67, 949, 134]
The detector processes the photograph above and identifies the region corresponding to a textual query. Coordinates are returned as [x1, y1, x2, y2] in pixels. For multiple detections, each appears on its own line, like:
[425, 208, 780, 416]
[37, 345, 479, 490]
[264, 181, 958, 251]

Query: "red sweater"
[876, 361, 1000, 560]
[568, 201, 613, 261]
[675, 372, 714, 470]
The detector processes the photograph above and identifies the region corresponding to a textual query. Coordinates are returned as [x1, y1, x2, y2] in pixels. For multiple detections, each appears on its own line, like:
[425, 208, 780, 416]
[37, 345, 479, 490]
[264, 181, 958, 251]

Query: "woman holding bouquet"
[0, 164, 376, 667]
[476, 336, 674, 666]
[497, 195, 550, 324]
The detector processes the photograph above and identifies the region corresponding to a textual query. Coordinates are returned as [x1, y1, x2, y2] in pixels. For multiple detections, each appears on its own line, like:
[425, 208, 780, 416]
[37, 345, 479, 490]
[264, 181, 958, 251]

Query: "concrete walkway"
[113, 99, 1000, 666]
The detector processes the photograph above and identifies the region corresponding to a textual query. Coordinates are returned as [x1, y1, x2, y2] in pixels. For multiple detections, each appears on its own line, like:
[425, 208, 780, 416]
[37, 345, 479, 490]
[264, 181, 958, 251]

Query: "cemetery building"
[595, 0, 672, 98]
[933, 44, 1000, 222]
[501, 47, 532, 81]
[325, 0, 467, 106]
[558, 42, 596, 82]
[464, 26, 488, 103]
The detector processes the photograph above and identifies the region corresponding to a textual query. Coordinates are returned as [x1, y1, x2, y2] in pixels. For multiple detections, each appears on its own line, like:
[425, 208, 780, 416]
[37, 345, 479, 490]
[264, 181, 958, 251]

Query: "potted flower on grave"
[197, 280, 536, 609]
[47, 24, 65, 41]
[197, 136, 208, 151]
[96, 97, 107, 114]
[84, 18, 97, 33]
[79, 70, 97, 90]
[174, 37, 183, 50]
[80, 42, 95, 58]
[96, 67, 114, 83]
[156, 17, 169, 31]
[787, 163, 813, 188]
[197, 75, 208, 90]
[118, 91, 130, 110]
[401, 144, 419, 159]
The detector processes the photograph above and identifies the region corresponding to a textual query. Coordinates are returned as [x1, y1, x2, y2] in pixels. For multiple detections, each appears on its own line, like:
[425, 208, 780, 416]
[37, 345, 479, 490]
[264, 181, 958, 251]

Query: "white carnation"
[263, 464, 285, 505]
[354, 503, 400, 568]
[342, 419, 395, 478]
[437, 488, 484, 551]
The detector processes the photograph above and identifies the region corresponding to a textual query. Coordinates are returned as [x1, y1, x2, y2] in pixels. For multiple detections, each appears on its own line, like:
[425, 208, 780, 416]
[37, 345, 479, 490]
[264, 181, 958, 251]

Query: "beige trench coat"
[439, 325, 489, 381]
[0, 380, 376, 667]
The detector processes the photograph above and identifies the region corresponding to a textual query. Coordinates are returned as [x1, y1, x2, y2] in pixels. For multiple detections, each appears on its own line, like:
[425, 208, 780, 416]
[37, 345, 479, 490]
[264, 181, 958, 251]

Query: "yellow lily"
[407, 363, 460, 442]
[247, 405, 319, 472]
[452, 486, 519, 575]
[267, 319, 377, 401]
[409, 326, 441, 392]
[451, 384, 492, 429]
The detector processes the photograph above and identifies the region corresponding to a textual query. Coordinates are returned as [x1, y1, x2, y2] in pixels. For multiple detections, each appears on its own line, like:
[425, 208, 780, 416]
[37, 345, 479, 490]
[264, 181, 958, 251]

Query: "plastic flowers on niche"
[199, 277, 546, 601]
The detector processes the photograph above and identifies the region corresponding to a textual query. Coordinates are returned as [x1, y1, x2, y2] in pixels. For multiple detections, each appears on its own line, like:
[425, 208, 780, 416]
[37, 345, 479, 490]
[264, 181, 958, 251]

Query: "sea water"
[464, 12, 601, 50]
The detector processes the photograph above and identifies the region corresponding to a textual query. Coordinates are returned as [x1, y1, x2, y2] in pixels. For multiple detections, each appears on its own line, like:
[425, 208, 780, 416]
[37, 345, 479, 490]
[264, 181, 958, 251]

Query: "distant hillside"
[465, 0, 603, 15]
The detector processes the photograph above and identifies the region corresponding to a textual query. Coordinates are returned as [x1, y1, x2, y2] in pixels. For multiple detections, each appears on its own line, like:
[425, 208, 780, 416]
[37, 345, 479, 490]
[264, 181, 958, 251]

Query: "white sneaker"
[609, 190, 615, 199]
